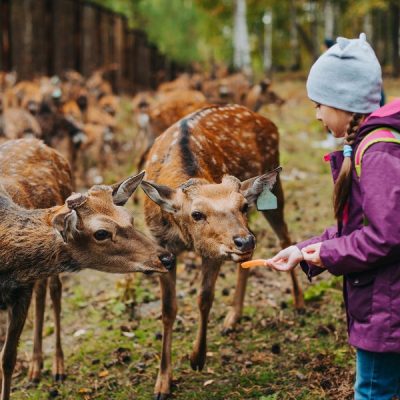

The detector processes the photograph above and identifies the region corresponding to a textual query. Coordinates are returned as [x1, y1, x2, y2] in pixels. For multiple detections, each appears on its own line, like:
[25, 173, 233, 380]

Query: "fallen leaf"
[73, 329, 87, 338]
[122, 332, 135, 338]
[78, 388, 92, 394]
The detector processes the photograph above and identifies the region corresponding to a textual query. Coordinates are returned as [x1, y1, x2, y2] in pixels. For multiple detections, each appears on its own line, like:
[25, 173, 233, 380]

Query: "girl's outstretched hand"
[301, 242, 325, 268]
[266, 245, 304, 271]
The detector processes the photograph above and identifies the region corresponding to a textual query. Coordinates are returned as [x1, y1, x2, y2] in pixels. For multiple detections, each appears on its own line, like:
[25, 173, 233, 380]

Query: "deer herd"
[0, 67, 301, 400]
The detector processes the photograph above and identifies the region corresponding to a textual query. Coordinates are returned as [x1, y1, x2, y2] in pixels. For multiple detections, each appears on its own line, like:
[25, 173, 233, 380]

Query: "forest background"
[90, 0, 400, 78]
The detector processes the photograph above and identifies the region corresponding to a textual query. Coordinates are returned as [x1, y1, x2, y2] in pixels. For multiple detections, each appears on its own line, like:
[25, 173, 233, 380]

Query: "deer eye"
[191, 211, 206, 221]
[94, 229, 112, 241]
[241, 203, 249, 214]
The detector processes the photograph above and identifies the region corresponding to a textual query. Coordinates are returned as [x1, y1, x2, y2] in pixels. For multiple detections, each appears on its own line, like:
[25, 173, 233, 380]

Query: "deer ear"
[240, 167, 282, 204]
[52, 206, 79, 243]
[141, 180, 178, 213]
[111, 171, 145, 206]
[259, 79, 271, 93]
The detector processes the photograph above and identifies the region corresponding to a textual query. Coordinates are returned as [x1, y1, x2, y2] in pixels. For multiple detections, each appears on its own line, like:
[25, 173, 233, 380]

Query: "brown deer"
[3, 81, 43, 115]
[201, 74, 285, 111]
[0, 138, 175, 400]
[244, 79, 285, 112]
[141, 104, 304, 399]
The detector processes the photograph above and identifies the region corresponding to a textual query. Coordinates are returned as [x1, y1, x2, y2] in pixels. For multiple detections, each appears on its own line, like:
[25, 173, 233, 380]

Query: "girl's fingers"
[266, 260, 292, 271]
[271, 253, 285, 262]
[302, 253, 315, 262]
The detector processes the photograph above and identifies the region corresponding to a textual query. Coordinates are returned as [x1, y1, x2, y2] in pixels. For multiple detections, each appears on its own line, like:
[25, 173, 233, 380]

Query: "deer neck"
[0, 203, 80, 285]
[149, 210, 192, 254]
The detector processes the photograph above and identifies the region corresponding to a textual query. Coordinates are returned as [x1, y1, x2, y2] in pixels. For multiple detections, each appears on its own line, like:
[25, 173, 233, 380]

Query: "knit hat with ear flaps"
[307, 33, 382, 114]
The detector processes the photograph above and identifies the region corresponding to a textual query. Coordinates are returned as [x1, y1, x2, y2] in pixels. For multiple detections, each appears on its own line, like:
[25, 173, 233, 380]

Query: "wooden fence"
[0, 0, 180, 92]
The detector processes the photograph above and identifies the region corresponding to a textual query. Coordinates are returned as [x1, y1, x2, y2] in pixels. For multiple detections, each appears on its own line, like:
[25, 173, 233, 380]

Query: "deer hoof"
[29, 377, 41, 385]
[190, 352, 206, 371]
[153, 393, 171, 400]
[28, 370, 41, 384]
[53, 373, 67, 383]
[221, 326, 236, 336]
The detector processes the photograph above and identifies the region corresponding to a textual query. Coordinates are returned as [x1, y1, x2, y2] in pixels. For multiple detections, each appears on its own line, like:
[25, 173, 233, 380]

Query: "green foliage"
[90, 0, 396, 73]
[304, 276, 342, 302]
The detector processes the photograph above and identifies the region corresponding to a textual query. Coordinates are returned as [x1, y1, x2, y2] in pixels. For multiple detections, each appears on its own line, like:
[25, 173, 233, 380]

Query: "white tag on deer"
[256, 187, 277, 211]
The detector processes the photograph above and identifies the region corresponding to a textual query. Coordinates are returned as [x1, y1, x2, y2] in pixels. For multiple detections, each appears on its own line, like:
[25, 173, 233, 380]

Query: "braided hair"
[333, 113, 364, 220]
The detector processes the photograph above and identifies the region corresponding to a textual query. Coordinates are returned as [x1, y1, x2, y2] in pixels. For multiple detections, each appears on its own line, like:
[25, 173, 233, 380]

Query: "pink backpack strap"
[355, 128, 400, 177]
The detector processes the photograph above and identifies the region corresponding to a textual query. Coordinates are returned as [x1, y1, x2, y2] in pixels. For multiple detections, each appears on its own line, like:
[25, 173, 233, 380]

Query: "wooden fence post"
[0, 0, 12, 71]
[52, 0, 79, 76]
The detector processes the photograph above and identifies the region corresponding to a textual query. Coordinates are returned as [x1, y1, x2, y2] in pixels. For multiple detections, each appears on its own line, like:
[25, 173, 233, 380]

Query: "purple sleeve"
[296, 226, 338, 280]
[320, 150, 400, 275]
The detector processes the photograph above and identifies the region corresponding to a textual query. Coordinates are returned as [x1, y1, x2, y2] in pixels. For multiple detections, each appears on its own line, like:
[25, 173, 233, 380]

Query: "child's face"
[315, 104, 353, 138]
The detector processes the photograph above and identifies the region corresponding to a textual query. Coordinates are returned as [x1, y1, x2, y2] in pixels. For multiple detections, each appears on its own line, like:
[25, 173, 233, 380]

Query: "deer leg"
[190, 259, 221, 371]
[49, 275, 65, 382]
[154, 268, 177, 400]
[222, 265, 250, 334]
[28, 279, 47, 383]
[1, 287, 33, 400]
[262, 176, 304, 310]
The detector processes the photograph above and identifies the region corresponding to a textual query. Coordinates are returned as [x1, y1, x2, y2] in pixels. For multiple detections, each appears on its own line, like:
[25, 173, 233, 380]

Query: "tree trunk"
[289, 0, 301, 70]
[233, 0, 251, 76]
[363, 12, 373, 42]
[263, 9, 273, 76]
[324, 0, 335, 40]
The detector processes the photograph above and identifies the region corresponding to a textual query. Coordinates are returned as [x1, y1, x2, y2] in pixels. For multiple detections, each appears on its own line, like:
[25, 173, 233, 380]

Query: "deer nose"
[159, 253, 176, 271]
[233, 235, 255, 252]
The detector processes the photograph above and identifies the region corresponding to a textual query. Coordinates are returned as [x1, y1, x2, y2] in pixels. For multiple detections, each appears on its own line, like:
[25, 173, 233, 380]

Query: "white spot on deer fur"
[151, 154, 158, 162]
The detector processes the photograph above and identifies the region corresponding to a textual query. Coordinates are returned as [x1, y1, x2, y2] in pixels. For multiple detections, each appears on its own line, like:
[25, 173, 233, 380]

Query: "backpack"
[354, 128, 400, 226]
[355, 128, 400, 177]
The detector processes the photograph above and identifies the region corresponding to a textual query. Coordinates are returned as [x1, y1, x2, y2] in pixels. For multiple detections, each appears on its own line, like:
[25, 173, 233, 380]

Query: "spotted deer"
[0, 138, 175, 400]
[141, 104, 304, 399]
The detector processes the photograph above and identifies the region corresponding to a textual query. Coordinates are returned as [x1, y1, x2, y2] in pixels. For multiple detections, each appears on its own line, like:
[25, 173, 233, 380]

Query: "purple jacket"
[297, 99, 400, 353]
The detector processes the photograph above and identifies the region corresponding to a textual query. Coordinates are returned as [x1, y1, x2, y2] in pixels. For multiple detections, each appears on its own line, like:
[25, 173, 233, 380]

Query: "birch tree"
[233, 0, 251, 75]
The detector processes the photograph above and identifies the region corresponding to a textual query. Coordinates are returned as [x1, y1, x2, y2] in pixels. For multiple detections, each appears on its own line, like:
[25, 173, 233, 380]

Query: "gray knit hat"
[306, 33, 382, 114]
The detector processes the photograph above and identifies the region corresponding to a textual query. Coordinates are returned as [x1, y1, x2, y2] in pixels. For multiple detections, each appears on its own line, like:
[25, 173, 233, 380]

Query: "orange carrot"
[241, 259, 269, 269]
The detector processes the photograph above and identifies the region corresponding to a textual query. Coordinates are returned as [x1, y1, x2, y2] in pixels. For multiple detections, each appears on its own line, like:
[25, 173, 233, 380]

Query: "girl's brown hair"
[333, 113, 364, 220]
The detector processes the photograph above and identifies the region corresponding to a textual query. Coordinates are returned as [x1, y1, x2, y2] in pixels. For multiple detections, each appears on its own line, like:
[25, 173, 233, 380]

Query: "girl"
[266, 33, 400, 399]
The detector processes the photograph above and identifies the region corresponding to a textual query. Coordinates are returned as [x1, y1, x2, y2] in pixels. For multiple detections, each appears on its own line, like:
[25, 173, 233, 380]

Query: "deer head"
[142, 168, 281, 262]
[52, 171, 175, 274]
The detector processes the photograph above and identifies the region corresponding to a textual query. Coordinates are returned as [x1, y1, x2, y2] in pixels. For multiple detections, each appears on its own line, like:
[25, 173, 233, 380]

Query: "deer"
[0, 138, 175, 400]
[201, 74, 285, 112]
[141, 104, 304, 399]
[0, 107, 42, 142]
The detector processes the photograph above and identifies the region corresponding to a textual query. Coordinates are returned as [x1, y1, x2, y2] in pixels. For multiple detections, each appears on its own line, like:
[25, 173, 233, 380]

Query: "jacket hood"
[356, 99, 400, 145]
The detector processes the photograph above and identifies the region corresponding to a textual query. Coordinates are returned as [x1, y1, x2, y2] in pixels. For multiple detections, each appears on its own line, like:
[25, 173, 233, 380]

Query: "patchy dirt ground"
[8, 77, 400, 399]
